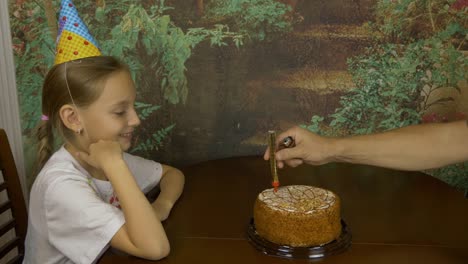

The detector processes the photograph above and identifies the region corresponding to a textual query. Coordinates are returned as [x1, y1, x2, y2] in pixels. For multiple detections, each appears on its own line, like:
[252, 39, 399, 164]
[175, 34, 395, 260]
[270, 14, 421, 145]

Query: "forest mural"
[8, 0, 468, 190]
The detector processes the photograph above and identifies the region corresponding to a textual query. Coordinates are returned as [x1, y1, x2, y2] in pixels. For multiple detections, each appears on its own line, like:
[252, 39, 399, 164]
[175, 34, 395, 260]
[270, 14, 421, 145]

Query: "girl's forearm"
[156, 166, 185, 206]
[104, 159, 168, 253]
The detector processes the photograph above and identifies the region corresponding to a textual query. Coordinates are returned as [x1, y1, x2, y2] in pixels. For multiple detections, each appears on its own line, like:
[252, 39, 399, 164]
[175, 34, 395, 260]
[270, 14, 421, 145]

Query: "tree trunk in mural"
[279, 0, 298, 12]
[43, 0, 57, 40]
[195, 0, 204, 16]
[96, 0, 105, 8]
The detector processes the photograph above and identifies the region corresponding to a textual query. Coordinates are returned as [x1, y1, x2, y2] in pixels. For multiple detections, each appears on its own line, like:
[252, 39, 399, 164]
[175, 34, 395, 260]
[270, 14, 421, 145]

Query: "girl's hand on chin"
[76, 140, 123, 170]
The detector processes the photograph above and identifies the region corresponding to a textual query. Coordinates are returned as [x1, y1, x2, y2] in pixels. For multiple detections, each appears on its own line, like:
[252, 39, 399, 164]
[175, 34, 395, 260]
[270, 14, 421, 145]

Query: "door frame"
[0, 1, 28, 202]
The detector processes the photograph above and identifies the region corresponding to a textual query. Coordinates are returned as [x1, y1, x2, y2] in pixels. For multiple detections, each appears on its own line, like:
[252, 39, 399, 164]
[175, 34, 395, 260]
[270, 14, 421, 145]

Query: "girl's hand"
[77, 140, 123, 171]
[152, 199, 173, 221]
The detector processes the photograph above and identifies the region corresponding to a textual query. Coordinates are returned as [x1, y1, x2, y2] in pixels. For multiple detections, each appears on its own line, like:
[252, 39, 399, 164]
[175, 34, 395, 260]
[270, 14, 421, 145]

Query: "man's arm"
[332, 120, 468, 170]
[268, 120, 468, 171]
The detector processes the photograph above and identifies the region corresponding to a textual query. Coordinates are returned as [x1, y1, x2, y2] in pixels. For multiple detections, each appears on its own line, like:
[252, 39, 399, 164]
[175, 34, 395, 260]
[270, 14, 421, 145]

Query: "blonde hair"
[34, 56, 128, 175]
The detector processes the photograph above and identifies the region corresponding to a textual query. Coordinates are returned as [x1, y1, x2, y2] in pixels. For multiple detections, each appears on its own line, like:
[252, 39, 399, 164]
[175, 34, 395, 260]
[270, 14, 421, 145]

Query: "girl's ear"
[59, 104, 82, 133]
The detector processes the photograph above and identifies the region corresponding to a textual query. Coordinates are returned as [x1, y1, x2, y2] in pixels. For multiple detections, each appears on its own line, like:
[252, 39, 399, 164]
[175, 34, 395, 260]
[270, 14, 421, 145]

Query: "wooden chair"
[0, 129, 28, 263]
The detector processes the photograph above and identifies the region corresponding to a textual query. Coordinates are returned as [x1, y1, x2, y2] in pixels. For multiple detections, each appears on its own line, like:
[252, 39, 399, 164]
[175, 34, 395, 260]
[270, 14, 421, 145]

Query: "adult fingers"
[275, 147, 302, 162]
[284, 159, 303, 168]
[277, 160, 284, 168]
[263, 146, 270, 160]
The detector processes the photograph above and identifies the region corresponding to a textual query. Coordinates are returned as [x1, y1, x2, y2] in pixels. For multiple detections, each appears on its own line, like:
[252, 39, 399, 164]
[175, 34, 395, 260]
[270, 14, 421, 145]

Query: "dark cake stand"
[247, 218, 352, 259]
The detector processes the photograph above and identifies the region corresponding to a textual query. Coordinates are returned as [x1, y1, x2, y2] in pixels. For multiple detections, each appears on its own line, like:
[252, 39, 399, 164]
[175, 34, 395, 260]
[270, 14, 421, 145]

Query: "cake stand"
[247, 218, 352, 259]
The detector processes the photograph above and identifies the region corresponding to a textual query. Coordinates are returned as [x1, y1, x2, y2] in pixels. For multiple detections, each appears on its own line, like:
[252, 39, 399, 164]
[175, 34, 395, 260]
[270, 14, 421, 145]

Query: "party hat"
[54, 0, 101, 65]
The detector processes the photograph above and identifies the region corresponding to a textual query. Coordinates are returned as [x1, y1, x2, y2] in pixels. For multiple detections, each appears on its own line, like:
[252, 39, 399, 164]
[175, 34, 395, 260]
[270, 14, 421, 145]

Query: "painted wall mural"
[9, 0, 467, 189]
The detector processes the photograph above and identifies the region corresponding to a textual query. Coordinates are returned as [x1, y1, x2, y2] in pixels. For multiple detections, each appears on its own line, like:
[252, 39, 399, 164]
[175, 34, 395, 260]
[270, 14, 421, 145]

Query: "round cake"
[253, 185, 341, 247]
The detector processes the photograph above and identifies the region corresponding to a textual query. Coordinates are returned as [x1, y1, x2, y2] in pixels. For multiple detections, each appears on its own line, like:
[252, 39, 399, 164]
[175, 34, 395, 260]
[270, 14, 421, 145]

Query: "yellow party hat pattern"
[54, 0, 101, 65]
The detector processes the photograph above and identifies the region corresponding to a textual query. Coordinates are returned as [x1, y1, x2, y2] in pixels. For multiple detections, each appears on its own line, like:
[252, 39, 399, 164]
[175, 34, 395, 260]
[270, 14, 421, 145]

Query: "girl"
[24, 56, 184, 263]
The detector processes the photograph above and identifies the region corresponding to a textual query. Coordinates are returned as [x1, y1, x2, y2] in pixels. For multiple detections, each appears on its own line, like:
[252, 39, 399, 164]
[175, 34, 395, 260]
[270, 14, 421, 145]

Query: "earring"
[76, 128, 82, 134]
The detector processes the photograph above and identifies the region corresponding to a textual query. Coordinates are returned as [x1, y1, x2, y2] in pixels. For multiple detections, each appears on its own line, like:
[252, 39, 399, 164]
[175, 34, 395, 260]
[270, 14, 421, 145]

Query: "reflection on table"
[99, 156, 468, 264]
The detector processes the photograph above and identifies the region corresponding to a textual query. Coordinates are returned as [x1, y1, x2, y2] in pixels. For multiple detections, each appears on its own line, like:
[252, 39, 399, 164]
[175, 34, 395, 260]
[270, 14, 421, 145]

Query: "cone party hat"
[54, 0, 101, 65]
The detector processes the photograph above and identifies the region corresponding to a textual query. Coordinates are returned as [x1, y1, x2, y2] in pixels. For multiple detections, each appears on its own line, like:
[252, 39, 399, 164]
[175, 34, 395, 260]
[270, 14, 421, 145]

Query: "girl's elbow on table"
[137, 241, 171, 261]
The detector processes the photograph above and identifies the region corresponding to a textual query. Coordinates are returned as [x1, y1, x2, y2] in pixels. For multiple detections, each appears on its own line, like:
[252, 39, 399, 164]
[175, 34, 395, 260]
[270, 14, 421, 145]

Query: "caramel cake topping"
[258, 185, 336, 214]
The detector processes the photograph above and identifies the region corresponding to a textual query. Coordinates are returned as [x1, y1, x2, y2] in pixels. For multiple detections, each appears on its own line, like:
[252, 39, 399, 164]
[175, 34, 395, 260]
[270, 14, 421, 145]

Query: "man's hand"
[263, 126, 336, 168]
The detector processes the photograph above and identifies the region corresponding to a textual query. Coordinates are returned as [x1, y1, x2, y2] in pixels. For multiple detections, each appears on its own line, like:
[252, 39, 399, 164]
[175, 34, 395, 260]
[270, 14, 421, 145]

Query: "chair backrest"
[0, 129, 27, 263]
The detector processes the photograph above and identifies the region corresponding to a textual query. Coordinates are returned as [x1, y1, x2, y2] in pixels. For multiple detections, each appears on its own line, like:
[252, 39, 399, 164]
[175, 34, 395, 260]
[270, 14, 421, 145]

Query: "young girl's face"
[79, 70, 141, 151]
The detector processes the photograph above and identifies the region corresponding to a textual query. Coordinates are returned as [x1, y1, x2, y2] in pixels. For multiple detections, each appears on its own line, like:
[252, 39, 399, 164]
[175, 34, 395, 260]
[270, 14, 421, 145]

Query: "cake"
[253, 185, 341, 247]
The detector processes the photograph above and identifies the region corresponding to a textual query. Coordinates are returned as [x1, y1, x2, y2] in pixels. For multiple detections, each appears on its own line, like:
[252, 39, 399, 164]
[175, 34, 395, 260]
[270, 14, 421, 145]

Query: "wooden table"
[99, 156, 468, 263]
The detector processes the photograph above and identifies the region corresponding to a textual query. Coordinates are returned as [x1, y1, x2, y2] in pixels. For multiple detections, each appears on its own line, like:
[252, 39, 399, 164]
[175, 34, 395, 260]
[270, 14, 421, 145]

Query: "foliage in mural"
[302, 0, 467, 188]
[10, 0, 293, 164]
[202, 0, 295, 42]
[374, 0, 467, 42]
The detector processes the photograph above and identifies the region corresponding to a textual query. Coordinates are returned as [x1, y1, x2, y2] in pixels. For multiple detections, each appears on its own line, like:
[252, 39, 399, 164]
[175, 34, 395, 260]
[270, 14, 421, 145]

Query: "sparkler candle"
[268, 131, 280, 192]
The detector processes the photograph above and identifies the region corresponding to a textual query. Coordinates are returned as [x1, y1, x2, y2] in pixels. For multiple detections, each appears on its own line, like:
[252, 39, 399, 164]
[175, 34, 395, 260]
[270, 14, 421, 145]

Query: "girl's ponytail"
[33, 118, 54, 178]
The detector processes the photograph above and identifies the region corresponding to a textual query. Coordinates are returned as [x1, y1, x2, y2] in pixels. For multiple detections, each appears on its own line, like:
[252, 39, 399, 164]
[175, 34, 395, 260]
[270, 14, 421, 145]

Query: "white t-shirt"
[24, 146, 163, 264]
